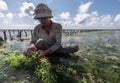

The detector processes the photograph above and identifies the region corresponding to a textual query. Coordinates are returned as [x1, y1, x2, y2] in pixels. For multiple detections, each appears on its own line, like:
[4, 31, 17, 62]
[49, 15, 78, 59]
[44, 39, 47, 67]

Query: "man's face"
[38, 17, 50, 26]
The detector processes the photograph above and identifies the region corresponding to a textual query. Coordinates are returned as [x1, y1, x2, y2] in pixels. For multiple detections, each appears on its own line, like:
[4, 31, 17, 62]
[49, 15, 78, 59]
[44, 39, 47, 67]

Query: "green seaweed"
[0, 40, 120, 83]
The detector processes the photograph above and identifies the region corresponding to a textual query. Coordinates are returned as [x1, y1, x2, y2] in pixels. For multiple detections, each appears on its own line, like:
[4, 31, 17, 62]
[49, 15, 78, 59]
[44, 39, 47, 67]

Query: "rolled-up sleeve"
[50, 24, 62, 53]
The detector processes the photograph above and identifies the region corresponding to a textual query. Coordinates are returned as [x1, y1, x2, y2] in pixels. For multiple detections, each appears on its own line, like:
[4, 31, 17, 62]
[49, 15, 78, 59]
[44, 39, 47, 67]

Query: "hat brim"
[34, 13, 53, 19]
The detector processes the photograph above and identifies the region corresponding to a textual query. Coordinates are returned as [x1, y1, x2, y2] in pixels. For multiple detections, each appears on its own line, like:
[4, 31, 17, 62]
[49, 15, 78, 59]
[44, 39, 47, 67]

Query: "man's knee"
[55, 44, 79, 54]
[70, 44, 79, 52]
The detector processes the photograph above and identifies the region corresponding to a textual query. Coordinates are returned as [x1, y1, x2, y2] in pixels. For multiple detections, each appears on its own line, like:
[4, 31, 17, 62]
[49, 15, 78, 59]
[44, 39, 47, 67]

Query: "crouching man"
[23, 3, 79, 58]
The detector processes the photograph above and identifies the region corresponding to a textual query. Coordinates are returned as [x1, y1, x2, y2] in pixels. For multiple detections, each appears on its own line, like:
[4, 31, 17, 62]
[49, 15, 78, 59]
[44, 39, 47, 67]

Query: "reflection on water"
[0, 30, 120, 52]
[63, 31, 120, 49]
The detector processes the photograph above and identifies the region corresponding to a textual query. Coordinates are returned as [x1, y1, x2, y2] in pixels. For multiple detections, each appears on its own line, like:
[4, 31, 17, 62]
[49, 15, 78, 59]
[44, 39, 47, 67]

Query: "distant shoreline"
[0, 29, 120, 32]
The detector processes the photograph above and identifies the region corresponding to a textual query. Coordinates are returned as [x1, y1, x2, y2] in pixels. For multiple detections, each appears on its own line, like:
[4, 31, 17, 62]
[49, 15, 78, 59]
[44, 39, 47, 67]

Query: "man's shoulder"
[52, 22, 62, 28]
[53, 22, 61, 26]
[34, 24, 42, 30]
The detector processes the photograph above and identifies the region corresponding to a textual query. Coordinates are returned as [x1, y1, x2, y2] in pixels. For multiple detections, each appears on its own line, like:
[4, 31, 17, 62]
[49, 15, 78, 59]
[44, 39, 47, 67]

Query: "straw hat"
[34, 3, 53, 19]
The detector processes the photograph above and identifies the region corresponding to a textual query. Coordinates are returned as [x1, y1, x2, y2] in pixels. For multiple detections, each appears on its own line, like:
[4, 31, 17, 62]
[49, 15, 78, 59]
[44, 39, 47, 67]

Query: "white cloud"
[0, 1, 118, 29]
[74, 2, 92, 24]
[58, 2, 116, 29]
[91, 11, 98, 16]
[69, 1, 117, 29]
[114, 14, 120, 27]
[74, 13, 90, 24]
[18, 2, 35, 18]
[51, 16, 58, 22]
[100, 15, 112, 25]
[0, 12, 14, 24]
[59, 12, 70, 20]
[114, 14, 120, 22]
[79, 2, 92, 13]
[0, 12, 4, 18]
[0, 12, 13, 19]
[87, 15, 113, 27]
[0, 0, 8, 11]
[6, 13, 13, 19]
[2, 19, 12, 24]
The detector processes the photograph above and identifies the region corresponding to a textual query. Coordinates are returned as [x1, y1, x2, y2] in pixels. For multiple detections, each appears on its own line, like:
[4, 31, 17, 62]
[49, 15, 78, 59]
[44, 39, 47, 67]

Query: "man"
[24, 3, 79, 58]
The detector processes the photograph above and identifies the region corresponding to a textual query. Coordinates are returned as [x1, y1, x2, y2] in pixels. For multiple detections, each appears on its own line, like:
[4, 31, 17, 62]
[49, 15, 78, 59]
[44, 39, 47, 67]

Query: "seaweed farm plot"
[0, 30, 120, 83]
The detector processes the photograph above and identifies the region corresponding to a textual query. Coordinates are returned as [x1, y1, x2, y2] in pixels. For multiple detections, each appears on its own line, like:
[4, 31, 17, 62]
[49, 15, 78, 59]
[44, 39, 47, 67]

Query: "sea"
[0, 30, 120, 52]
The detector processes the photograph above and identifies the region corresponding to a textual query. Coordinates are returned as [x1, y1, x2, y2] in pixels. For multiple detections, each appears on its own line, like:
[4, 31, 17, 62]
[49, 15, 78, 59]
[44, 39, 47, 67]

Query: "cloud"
[0, 12, 14, 24]
[18, 2, 35, 18]
[6, 13, 13, 19]
[0, 0, 14, 24]
[114, 14, 120, 27]
[0, 12, 13, 19]
[53, 1, 120, 29]
[91, 11, 98, 16]
[61, 20, 73, 27]
[74, 13, 90, 24]
[99, 15, 112, 25]
[59, 12, 70, 20]
[78, 2, 92, 14]
[114, 14, 120, 22]
[64, 1, 117, 29]
[0, 12, 4, 18]
[51, 16, 58, 22]
[0, 0, 8, 11]
[87, 14, 113, 28]
[74, 2, 92, 24]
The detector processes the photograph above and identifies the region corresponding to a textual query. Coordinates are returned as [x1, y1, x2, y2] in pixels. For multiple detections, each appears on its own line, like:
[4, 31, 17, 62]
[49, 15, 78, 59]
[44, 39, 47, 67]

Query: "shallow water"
[0, 30, 120, 52]
[0, 30, 120, 83]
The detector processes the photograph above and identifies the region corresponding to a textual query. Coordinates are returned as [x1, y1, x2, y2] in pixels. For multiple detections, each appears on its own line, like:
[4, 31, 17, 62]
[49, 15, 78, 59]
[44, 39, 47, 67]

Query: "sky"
[0, 0, 120, 29]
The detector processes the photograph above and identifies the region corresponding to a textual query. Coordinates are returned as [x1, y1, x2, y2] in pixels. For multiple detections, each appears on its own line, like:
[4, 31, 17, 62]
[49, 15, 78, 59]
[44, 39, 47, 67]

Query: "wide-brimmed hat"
[34, 3, 53, 19]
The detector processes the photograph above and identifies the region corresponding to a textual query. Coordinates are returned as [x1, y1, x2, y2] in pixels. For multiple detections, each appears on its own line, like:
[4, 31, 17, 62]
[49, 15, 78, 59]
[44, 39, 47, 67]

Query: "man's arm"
[23, 26, 39, 56]
[37, 24, 62, 58]
[30, 26, 39, 45]
[49, 24, 62, 53]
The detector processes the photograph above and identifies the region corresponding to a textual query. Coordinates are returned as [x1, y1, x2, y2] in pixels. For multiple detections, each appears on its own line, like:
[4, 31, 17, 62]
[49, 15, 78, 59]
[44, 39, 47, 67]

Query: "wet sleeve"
[50, 24, 62, 53]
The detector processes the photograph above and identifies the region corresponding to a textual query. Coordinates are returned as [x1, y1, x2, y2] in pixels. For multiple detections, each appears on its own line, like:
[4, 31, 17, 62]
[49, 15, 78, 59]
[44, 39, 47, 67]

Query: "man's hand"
[37, 48, 52, 58]
[37, 50, 46, 58]
[23, 44, 37, 57]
